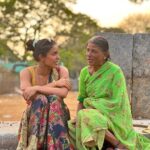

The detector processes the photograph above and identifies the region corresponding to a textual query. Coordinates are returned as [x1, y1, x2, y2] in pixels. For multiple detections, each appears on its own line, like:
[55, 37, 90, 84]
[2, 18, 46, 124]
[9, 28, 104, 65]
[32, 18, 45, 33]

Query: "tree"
[57, 12, 125, 77]
[0, 39, 20, 62]
[58, 13, 101, 77]
[0, 0, 76, 60]
[0, 0, 125, 77]
[129, 0, 149, 3]
[118, 13, 150, 34]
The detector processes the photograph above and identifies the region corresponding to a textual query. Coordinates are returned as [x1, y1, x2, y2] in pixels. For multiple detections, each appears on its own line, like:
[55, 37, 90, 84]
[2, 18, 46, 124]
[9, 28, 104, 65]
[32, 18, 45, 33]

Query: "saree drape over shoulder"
[68, 61, 150, 150]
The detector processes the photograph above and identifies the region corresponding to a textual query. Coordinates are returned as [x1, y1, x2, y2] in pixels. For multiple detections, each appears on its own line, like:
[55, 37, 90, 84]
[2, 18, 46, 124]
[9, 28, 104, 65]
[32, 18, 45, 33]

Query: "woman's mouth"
[87, 58, 93, 62]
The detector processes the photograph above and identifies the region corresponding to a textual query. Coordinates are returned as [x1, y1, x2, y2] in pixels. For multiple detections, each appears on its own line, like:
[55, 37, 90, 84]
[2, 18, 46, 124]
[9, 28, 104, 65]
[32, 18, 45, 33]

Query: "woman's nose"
[86, 51, 91, 57]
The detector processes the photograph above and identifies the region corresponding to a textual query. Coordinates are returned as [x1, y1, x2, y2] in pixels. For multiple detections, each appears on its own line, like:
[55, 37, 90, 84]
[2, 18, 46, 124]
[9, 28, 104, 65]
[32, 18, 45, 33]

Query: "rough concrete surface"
[0, 120, 149, 149]
[132, 77, 150, 119]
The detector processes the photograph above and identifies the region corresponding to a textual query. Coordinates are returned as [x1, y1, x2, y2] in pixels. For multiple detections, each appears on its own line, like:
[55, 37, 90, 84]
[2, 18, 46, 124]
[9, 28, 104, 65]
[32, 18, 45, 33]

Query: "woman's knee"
[32, 94, 49, 107]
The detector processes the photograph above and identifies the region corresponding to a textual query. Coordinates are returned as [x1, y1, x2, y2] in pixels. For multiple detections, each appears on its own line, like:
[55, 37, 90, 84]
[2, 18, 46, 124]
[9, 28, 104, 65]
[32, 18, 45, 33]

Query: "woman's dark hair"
[88, 35, 110, 60]
[26, 38, 56, 61]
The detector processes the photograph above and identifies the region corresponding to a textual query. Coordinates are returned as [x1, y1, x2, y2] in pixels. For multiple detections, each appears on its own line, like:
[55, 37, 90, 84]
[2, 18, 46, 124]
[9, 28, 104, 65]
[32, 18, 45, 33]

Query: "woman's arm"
[20, 68, 32, 92]
[76, 68, 87, 112]
[34, 86, 68, 98]
[20, 66, 70, 90]
[22, 66, 70, 100]
[76, 102, 84, 112]
[32, 66, 70, 98]
[46, 66, 71, 89]
[20, 68, 37, 102]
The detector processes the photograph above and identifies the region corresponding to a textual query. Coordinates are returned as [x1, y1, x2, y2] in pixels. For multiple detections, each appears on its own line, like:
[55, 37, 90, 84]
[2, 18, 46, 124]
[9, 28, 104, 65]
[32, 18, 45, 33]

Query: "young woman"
[17, 38, 72, 150]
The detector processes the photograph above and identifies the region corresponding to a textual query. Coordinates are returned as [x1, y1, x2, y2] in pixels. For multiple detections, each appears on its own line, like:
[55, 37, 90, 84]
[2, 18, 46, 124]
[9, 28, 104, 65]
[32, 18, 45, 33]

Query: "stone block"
[132, 77, 150, 119]
[133, 34, 150, 77]
[97, 33, 133, 79]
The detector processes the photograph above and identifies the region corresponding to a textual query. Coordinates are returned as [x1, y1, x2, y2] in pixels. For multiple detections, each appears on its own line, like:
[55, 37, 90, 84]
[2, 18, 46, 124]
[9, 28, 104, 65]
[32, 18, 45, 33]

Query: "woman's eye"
[92, 49, 96, 53]
[51, 51, 58, 55]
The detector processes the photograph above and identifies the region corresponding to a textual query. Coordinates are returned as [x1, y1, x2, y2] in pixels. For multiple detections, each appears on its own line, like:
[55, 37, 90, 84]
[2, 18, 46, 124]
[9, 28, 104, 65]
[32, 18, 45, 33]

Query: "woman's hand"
[23, 86, 38, 102]
[54, 78, 71, 90]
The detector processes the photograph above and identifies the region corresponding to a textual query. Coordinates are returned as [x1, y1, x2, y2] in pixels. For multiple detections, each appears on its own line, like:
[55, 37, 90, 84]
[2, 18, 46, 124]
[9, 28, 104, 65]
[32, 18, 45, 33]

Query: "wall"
[0, 67, 19, 94]
[0, 33, 150, 119]
[98, 33, 150, 119]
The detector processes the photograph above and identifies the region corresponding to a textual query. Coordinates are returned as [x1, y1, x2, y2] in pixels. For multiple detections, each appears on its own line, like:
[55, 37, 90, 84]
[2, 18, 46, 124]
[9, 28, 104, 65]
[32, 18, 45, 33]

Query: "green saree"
[68, 61, 150, 150]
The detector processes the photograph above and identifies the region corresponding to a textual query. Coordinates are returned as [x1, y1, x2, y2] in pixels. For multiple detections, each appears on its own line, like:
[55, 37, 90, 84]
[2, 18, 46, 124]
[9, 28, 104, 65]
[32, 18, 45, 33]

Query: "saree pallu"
[68, 61, 150, 150]
[17, 94, 71, 150]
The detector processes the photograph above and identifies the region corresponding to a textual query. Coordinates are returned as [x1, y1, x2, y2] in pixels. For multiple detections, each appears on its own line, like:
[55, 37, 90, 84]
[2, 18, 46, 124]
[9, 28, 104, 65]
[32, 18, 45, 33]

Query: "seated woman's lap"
[68, 108, 109, 149]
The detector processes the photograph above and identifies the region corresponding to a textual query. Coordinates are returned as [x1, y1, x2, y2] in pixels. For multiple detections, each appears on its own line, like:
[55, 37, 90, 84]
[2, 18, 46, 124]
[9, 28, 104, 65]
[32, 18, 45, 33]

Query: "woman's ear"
[39, 54, 45, 62]
[104, 51, 109, 59]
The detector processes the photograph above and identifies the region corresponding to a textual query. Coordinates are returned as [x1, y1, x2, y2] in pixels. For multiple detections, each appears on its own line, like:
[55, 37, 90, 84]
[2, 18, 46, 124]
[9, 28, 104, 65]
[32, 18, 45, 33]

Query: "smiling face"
[40, 44, 60, 68]
[86, 42, 107, 67]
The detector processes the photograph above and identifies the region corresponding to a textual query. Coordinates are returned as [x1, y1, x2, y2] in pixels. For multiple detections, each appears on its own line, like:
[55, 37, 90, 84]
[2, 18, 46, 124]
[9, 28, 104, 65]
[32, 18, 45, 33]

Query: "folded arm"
[20, 66, 70, 101]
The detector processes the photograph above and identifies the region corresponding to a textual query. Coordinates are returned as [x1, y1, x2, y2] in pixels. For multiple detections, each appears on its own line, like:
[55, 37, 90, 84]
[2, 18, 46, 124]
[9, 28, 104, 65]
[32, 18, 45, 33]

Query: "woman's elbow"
[61, 89, 69, 98]
[20, 86, 26, 93]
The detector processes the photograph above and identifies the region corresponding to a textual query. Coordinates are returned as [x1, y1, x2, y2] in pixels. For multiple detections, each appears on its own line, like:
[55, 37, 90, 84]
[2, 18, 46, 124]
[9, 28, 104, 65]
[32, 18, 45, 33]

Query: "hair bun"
[26, 39, 35, 52]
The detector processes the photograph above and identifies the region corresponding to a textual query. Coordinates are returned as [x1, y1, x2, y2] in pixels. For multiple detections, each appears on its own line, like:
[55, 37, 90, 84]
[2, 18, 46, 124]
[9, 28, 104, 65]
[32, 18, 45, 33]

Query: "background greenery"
[0, 0, 149, 78]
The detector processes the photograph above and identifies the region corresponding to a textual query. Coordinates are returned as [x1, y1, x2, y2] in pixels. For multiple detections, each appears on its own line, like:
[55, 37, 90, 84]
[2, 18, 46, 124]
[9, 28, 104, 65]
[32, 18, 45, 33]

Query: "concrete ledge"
[133, 119, 150, 139]
[0, 122, 18, 150]
[0, 134, 17, 150]
[0, 120, 149, 149]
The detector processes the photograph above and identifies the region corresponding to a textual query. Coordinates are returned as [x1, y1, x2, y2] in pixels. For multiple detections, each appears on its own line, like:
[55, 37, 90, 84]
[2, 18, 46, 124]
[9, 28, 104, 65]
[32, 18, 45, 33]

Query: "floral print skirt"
[17, 95, 72, 150]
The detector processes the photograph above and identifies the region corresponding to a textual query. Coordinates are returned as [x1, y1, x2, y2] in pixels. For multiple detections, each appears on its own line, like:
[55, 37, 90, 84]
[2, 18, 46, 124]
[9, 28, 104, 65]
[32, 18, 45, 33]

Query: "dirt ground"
[0, 92, 78, 121]
[0, 92, 150, 138]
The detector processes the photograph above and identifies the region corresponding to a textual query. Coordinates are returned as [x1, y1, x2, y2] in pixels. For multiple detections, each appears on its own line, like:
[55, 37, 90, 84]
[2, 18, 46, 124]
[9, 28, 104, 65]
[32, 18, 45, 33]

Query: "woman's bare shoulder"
[59, 66, 69, 74]
[20, 67, 29, 74]
[58, 66, 69, 78]
[20, 66, 34, 77]
[59, 66, 68, 71]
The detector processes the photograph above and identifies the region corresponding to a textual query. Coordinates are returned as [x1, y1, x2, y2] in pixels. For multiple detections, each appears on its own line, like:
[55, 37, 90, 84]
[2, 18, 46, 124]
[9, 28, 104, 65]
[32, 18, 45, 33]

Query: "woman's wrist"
[52, 80, 57, 87]
[33, 85, 40, 92]
[46, 81, 57, 87]
[77, 102, 83, 113]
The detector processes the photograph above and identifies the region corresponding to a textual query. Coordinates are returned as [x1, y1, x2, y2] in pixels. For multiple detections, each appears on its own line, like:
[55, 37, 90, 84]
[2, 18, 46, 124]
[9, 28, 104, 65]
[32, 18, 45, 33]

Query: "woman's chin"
[54, 64, 59, 68]
[87, 62, 94, 66]
[47, 64, 57, 69]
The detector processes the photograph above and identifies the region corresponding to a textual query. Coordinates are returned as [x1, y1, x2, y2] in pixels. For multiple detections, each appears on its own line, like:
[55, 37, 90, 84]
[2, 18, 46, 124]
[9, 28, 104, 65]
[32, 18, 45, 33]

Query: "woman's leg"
[44, 95, 71, 149]
[17, 95, 48, 150]
[17, 95, 71, 150]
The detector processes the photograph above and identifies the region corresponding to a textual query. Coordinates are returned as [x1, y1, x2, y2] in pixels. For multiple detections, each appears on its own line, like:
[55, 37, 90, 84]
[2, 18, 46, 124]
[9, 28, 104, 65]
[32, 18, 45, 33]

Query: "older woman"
[17, 39, 72, 150]
[68, 36, 150, 150]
